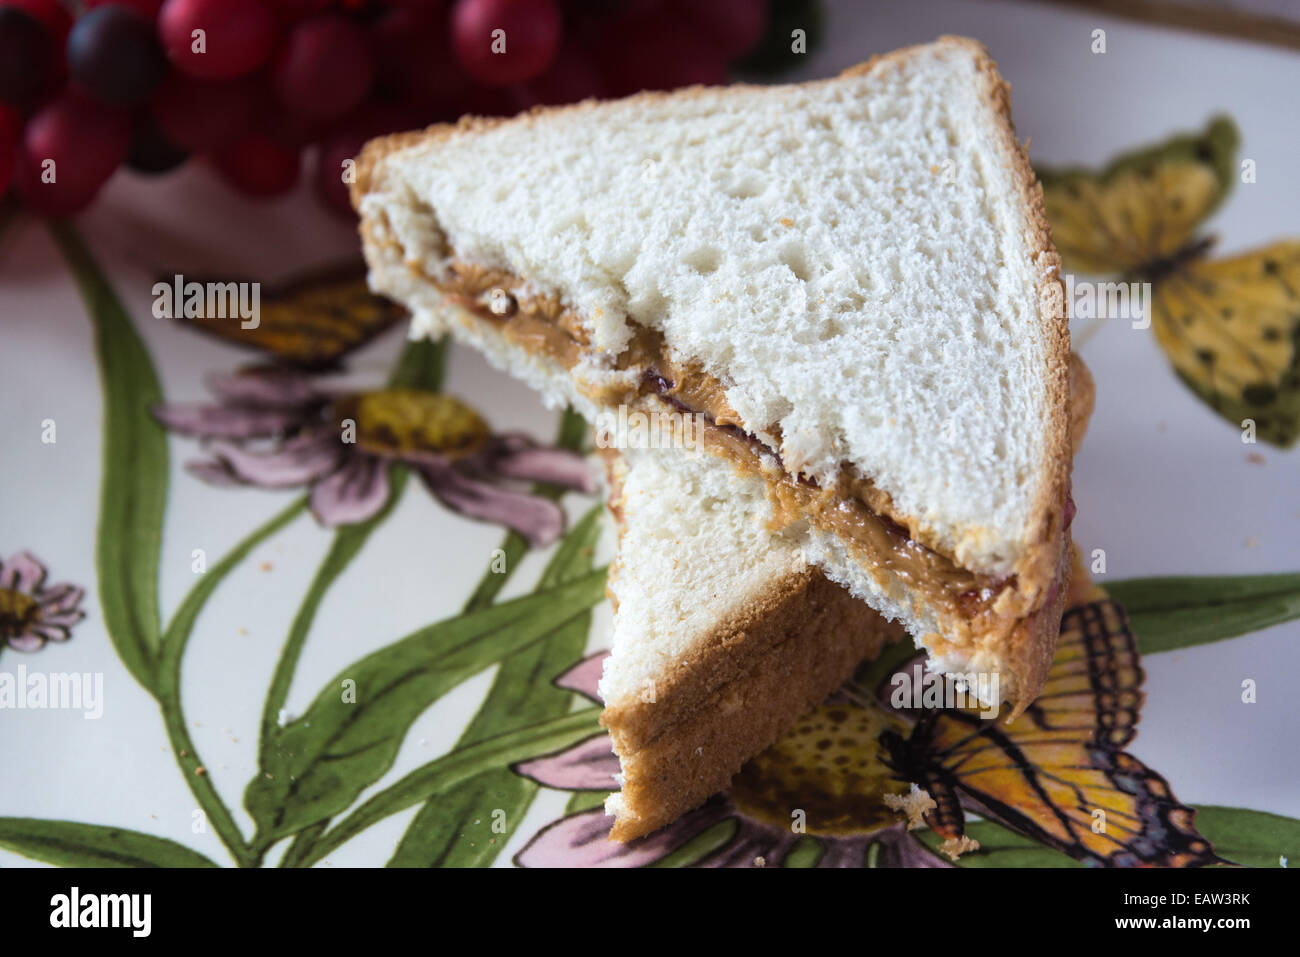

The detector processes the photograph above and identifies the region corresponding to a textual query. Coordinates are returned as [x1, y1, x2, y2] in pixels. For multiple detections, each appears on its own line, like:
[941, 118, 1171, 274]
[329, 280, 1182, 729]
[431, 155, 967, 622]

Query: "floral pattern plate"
[1, 0, 1298, 868]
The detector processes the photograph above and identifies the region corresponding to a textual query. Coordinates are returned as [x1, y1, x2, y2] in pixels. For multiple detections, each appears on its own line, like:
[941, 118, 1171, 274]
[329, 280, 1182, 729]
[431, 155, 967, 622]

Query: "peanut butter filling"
[434, 260, 1016, 622]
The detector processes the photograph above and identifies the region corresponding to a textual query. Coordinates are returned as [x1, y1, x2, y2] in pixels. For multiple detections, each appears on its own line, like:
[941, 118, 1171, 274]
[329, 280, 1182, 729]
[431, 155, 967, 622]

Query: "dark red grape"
[264, 0, 332, 24]
[313, 106, 415, 216]
[68, 5, 167, 106]
[451, 0, 561, 88]
[210, 131, 299, 196]
[86, 0, 165, 17]
[126, 115, 188, 174]
[371, 6, 465, 104]
[272, 15, 374, 121]
[592, 11, 728, 96]
[3, 0, 72, 43]
[510, 39, 604, 108]
[669, 0, 766, 60]
[0, 7, 55, 105]
[14, 92, 130, 215]
[0, 103, 19, 195]
[158, 0, 277, 81]
[151, 72, 258, 152]
[385, 0, 449, 10]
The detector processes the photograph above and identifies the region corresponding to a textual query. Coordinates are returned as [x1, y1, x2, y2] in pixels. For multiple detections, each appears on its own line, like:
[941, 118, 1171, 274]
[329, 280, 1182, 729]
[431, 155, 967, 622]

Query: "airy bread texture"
[354, 37, 1073, 711]
[600, 448, 902, 842]
[357, 36, 1067, 577]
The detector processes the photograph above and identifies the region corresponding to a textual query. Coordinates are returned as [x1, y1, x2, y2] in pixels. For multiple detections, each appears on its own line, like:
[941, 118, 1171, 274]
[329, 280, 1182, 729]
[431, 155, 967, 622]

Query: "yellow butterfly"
[879, 564, 1219, 867]
[1038, 116, 1300, 447]
[164, 263, 406, 368]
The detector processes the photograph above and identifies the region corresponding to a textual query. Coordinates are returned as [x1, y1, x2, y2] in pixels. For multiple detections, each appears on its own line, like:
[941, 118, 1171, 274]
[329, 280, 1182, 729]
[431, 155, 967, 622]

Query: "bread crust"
[606, 572, 900, 842]
[598, 451, 904, 841]
[354, 37, 1074, 712]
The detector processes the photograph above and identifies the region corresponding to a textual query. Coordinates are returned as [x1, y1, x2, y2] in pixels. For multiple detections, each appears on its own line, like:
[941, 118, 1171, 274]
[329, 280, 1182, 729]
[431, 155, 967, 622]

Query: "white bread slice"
[354, 37, 1073, 711]
[599, 446, 902, 842]
[600, 355, 1092, 842]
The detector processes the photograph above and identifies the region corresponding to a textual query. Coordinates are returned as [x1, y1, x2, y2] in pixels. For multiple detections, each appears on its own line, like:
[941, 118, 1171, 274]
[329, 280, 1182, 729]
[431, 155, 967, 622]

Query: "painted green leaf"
[50, 222, 168, 692]
[244, 569, 608, 843]
[1108, 573, 1300, 654]
[914, 819, 1086, 868]
[1192, 805, 1300, 867]
[300, 709, 603, 866]
[389, 503, 604, 867]
[566, 790, 611, 815]
[0, 819, 217, 868]
[155, 495, 308, 868]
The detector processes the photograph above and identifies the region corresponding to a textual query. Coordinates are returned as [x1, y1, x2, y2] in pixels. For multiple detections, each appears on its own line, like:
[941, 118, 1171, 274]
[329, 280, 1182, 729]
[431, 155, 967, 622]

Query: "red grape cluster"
[0, 0, 769, 218]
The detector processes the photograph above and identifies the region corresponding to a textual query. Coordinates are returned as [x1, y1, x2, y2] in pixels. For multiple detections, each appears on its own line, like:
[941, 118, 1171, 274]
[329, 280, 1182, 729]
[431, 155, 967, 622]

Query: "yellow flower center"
[333, 389, 490, 459]
[729, 702, 913, 837]
[0, 587, 40, 638]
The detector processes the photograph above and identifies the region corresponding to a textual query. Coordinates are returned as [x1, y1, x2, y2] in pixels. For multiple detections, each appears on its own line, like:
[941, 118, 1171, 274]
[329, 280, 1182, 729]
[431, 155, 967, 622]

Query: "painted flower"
[152, 366, 595, 546]
[0, 552, 86, 652]
[511, 653, 949, 868]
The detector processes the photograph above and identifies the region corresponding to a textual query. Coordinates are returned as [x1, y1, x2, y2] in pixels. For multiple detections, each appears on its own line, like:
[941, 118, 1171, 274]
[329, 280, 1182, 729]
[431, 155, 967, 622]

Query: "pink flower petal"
[6, 634, 45, 652]
[153, 402, 304, 440]
[556, 652, 607, 702]
[309, 455, 391, 527]
[420, 462, 565, 548]
[34, 609, 85, 628]
[37, 583, 84, 614]
[205, 367, 326, 409]
[185, 458, 247, 487]
[25, 623, 71, 644]
[514, 734, 619, 791]
[514, 800, 733, 868]
[485, 437, 597, 492]
[208, 432, 343, 488]
[1, 552, 47, 593]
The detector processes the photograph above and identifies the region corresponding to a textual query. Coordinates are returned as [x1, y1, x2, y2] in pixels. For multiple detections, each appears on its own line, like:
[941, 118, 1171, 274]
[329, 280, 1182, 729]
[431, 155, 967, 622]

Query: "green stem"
[156, 496, 308, 868]
[298, 708, 602, 867]
[256, 471, 408, 747]
[278, 821, 328, 868]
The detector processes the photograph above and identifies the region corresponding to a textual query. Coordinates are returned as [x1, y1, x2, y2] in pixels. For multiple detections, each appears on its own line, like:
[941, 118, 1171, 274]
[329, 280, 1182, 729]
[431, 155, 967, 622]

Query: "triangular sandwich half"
[353, 37, 1073, 712]
[599, 445, 903, 842]
[597, 355, 1092, 842]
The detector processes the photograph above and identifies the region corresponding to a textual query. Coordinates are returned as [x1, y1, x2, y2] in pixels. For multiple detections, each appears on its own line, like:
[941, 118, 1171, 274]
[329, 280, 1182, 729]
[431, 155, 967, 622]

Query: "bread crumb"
[939, 834, 980, 861]
[883, 784, 936, 830]
[753, 856, 766, 868]
[778, 217, 793, 227]
[195, 766, 206, 776]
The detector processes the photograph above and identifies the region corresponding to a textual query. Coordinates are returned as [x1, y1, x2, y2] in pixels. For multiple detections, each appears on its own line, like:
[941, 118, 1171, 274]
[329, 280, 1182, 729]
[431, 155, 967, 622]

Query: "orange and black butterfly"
[162, 262, 405, 368]
[1037, 116, 1300, 447]
[879, 575, 1221, 867]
